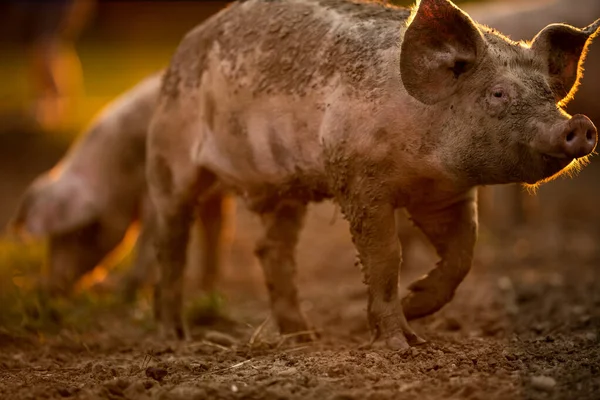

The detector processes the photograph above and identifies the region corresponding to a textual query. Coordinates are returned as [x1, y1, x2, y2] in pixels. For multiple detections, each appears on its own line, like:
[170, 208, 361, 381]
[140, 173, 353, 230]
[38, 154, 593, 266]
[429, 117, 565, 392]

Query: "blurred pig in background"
[10, 73, 233, 301]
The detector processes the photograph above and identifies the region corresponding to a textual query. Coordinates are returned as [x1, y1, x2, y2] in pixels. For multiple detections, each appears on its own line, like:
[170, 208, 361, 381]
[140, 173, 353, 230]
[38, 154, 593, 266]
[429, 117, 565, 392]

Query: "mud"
[2, 188, 600, 399]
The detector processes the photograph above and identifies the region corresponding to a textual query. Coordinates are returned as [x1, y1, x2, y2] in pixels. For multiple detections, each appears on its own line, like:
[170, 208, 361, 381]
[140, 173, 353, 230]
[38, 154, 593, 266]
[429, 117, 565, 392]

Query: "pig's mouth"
[527, 152, 587, 185]
[541, 153, 575, 171]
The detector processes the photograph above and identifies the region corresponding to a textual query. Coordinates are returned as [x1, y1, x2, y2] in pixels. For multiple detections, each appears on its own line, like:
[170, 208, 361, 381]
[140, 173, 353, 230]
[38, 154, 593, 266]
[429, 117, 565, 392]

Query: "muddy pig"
[147, 0, 600, 348]
[10, 72, 230, 300]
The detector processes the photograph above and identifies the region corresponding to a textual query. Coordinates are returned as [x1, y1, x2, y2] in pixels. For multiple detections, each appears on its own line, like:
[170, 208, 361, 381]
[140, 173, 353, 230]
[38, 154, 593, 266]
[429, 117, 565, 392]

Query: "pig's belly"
[194, 126, 332, 211]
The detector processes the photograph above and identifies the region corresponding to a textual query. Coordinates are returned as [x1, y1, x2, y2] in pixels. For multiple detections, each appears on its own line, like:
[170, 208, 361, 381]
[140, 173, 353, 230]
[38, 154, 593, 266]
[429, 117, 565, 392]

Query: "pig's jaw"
[525, 154, 590, 187]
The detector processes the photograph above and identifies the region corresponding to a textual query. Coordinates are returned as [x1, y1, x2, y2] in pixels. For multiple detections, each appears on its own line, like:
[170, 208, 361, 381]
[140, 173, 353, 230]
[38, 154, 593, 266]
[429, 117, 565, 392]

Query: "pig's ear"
[531, 19, 600, 105]
[400, 0, 485, 105]
[10, 174, 100, 238]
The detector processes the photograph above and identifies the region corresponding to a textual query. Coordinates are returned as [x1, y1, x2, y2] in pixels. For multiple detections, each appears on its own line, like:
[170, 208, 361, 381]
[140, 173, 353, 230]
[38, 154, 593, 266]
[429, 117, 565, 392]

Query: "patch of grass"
[186, 291, 228, 327]
[0, 238, 153, 337]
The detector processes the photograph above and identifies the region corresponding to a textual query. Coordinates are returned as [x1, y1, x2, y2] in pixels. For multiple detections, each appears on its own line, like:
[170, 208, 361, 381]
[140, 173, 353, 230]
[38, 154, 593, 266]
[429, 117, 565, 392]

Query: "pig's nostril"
[558, 115, 597, 159]
[566, 131, 575, 142]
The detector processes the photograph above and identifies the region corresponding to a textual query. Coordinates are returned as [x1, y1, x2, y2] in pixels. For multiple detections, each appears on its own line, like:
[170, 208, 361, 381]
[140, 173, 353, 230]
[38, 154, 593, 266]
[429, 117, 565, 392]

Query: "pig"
[10, 72, 229, 300]
[147, 0, 600, 348]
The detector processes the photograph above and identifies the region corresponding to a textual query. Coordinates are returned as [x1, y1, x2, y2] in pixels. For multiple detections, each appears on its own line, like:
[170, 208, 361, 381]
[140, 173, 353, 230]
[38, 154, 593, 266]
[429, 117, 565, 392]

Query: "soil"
[2, 185, 600, 400]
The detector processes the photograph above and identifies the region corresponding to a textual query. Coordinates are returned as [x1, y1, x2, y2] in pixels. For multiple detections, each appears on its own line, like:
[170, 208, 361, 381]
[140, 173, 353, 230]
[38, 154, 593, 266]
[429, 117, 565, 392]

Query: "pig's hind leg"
[147, 106, 218, 340]
[196, 188, 229, 295]
[402, 189, 478, 320]
[254, 200, 314, 340]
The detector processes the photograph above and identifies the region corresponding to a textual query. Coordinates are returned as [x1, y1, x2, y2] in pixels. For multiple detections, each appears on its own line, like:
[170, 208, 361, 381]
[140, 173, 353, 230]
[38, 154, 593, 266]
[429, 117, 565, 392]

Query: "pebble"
[531, 375, 556, 392]
[146, 366, 168, 382]
[278, 367, 298, 376]
[205, 331, 237, 347]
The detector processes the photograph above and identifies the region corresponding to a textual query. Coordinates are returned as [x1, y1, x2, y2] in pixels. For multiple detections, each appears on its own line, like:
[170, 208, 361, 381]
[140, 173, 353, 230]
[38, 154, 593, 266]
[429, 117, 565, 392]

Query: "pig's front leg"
[402, 189, 477, 320]
[347, 201, 426, 349]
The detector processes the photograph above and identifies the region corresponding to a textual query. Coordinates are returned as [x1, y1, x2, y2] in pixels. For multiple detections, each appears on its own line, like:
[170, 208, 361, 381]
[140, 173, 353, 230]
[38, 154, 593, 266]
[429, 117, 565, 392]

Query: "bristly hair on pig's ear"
[400, 0, 486, 105]
[531, 18, 600, 107]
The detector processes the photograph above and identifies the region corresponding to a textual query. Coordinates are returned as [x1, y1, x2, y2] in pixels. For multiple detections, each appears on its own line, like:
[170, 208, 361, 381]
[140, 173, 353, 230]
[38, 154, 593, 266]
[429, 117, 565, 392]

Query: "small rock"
[190, 361, 210, 372]
[143, 380, 155, 390]
[572, 305, 586, 315]
[204, 331, 237, 347]
[56, 387, 72, 397]
[146, 366, 168, 382]
[531, 375, 556, 392]
[278, 367, 298, 376]
[82, 361, 93, 373]
[497, 276, 513, 291]
[92, 363, 106, 374]
[104, 378, 130, 396]
[503, 351, 517, 361]
[584, 332, 597, 342]
[444, 317, 462, 331]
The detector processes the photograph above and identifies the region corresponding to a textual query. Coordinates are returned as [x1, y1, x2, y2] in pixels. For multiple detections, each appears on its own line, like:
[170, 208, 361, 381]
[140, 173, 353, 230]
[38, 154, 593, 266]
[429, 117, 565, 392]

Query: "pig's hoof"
[385, 335, 410, 350]
[406, 332, 427, 346]
[369, 305, 426, 349]
[158, 322, 191, 342]
[278, 318, 318, 344]
[381, 331, 426, 350]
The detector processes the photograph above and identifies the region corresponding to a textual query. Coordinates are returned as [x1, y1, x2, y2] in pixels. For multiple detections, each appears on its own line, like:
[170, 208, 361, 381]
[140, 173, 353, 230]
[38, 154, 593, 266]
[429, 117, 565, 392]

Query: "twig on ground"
[200, 339, 230, 351]
[249, 316, 271, 346]
[276, 330, 319, 348]
[203, 359, 252, 375]
[282, 344, 311, 353]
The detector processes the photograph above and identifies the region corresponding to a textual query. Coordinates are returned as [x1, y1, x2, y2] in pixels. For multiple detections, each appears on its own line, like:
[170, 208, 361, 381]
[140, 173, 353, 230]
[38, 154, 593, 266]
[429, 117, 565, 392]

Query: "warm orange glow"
[47, 163, 65, 181]
[76, 264, 109, 291]
[75, 222, 141, 291]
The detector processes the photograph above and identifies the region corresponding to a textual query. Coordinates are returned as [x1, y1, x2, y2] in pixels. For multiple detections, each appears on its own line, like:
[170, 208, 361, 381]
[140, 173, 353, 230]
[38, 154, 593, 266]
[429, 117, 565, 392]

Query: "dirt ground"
[2, 167, 600, 400]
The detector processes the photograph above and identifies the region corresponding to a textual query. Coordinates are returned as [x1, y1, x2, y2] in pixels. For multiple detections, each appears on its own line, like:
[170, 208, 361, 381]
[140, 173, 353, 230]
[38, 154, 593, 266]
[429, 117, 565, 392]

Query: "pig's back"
[163, 0, 409, 102]
[160, 0, 410, 187]
[64, 72, 162, 207]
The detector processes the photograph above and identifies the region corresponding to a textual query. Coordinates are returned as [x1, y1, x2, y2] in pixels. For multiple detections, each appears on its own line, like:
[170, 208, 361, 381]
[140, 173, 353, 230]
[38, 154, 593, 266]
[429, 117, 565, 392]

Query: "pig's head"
[400, 0, 600, 186]
[10, 171, 99, 238]
[44, 222, 126, 295]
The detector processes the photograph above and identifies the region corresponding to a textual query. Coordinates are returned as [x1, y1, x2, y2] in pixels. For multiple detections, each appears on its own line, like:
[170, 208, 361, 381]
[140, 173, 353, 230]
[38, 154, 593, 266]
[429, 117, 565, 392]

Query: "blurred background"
[0, 1, 229, 227]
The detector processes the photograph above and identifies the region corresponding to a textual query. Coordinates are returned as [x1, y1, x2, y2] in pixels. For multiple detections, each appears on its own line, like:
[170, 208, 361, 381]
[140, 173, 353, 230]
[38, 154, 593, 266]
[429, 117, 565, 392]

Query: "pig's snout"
[560, 115, 597, 159]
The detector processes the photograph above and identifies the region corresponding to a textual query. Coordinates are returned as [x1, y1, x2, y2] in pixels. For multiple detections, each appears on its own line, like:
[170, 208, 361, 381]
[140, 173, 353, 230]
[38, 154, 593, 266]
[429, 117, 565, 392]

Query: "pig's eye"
[486, 86, 511, 117]
[492, 89, 505, 98]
